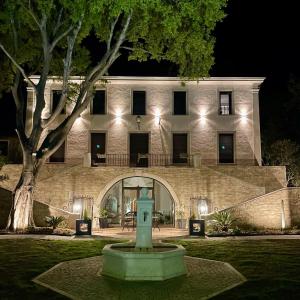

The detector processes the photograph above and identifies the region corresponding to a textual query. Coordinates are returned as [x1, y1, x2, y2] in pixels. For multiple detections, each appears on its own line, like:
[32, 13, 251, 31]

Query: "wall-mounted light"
[73, 201, 82, 215]
[239, 109, 248, 124]
[197, 198, 208, 219]
[198, 109, 207, 125]
[115, 109, 122, 125]
[154, 109, 161, 126]
[136, 115, 141, 130]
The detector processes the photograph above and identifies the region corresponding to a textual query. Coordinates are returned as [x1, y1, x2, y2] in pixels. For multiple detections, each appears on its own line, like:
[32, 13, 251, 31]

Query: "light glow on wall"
[115, 109, 122, 125]
[154, 109, 161, 126]
[198, 108, 208, 125]
[239, 108, 249, 124]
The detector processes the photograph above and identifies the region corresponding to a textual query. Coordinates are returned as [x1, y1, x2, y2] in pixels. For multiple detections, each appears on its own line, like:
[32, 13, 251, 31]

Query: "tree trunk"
[7, 152, 36, 232]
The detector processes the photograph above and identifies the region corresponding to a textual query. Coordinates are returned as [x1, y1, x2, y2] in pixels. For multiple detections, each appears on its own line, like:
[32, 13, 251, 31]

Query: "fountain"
[101, 188, 187, 281]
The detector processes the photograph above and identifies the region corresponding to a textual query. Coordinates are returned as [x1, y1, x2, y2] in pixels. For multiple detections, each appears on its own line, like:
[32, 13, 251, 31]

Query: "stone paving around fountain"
[33, 255, 246, 300]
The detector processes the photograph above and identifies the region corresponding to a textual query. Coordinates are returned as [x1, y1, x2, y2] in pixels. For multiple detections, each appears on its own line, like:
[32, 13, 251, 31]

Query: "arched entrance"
[99, 176, 176, 227]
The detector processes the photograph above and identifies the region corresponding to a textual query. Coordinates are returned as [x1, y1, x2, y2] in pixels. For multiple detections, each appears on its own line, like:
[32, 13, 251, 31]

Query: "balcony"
[89, 153, 196, 168]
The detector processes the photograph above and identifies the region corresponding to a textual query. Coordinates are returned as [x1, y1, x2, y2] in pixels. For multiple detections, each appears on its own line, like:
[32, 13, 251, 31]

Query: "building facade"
[2, 76, 296, 230]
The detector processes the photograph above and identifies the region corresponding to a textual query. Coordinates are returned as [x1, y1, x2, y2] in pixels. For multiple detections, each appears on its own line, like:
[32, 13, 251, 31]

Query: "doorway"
[101, 176, 174, 227]
[129, 133, 149, 167]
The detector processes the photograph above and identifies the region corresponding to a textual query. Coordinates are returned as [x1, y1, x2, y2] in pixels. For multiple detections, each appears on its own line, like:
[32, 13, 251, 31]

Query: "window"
[0, 141, 8, 156]
[219, 134, 234, 163]
[173, 91, 187, 115]
[49, 141, 65, 163]
[219, 92, 232, 115]
[132, 91, 146, 115]
[173, 133, 188, 164]
[91, 133, 106, 166]
[92, 90, 106, 115]
[52, 90, 65, 114]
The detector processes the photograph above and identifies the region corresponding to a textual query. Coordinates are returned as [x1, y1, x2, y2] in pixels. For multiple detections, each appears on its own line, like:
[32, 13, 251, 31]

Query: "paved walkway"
[1, 232, 300, 241]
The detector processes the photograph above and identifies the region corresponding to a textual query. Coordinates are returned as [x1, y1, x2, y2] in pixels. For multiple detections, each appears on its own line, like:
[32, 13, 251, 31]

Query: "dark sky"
[1, 0, 299, 143]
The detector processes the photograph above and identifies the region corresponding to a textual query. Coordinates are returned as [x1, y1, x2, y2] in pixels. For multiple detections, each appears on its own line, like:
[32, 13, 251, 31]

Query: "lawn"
[0, 238, 299, 299]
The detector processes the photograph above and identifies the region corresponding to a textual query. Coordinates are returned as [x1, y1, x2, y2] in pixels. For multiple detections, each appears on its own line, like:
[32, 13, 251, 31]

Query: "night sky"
[1, 0, 299, 146]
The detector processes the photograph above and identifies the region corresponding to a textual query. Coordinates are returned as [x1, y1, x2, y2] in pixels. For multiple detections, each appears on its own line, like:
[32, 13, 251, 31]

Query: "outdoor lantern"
[73, 200, 82, 215]
[136, 115, 141, 129]
[198, 198, 208, 218]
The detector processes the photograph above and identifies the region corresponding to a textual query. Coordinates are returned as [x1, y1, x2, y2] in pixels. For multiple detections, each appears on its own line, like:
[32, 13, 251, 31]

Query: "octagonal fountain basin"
[101, 242, 187, 281]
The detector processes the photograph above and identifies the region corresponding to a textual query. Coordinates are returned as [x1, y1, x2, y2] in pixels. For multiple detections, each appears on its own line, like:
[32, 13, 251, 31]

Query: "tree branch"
[52, 8, 64, 37]
[49, 25, 74, 53]
[25, 3, 42, 30]
[0, 43, 36, 91]
[86, 11, 132, 84]
[43, 18, 83, 128]
[121, 46, 152, 55]
[107, 14, 120, 51]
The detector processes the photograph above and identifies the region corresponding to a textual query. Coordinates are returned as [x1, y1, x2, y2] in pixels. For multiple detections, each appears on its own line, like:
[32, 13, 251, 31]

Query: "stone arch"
[95, 171, 180, 208]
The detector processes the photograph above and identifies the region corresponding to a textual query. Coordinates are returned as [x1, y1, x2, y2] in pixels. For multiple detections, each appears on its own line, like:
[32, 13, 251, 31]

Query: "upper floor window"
[92, 90, 106, 115]
[219, 91, 232, 115]
[52, 90, 65, 114]
[0, 140, 8, 156]
[173, 91, 187, 115]
[132, 91, 146, 115]
[49, 141, 65, 163]
[218, 133, 234, 163]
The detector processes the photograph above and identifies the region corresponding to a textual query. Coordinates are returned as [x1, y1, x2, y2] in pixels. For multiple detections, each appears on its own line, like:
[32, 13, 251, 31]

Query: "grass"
[0, 238, 300, 299]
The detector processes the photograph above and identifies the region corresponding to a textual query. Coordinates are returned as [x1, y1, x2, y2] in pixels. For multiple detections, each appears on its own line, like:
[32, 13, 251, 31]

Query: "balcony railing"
[91, 153, 194, 167]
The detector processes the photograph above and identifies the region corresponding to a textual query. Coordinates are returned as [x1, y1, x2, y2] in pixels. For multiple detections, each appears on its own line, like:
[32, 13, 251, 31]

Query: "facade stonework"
[1, 77, 299, 230]
[0, 164, 289, 229]
[27, 77, 264, 166]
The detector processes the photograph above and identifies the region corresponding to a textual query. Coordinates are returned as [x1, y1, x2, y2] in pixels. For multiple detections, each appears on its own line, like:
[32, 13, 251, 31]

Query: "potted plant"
[99, 208, 109, 228]
[76, 209, 92, 235]
[176, 204, 187, 229]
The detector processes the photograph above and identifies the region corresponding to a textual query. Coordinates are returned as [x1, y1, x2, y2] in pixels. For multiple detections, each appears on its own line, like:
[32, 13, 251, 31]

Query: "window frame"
[51, 89, 66, 115]
[218, 91, 233, 115]
[172, 132, 189, 164]
[131, 90, 147, 115]
[91, 90, 107, 115]
[173, 90, 188, 115]
[218, 132, 235, 164]
[90, 131, 107, 166]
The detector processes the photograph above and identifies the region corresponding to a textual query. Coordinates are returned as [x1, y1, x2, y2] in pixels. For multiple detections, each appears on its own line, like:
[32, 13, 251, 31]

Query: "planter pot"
[99, 218, 109, 229]
[76, 219, 92, 235]
[189, 219, 205, 236]
[176, 219, 187, 229]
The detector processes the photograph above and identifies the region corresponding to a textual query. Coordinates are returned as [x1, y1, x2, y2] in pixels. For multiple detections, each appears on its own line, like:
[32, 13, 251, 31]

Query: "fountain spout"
[135, 188, 154, 249]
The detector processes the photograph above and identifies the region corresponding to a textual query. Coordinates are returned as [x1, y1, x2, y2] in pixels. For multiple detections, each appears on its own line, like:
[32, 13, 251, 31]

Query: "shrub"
[45, 216, 65, 229]
[211, 211, 237, 232]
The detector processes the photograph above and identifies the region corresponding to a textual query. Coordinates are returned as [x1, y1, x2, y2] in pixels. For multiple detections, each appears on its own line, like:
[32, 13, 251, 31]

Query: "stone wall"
[0, 164, 286, 229]
[33, 200, 80, 229]
[32, 77, 264, 166]
[226, 187, 300, 229]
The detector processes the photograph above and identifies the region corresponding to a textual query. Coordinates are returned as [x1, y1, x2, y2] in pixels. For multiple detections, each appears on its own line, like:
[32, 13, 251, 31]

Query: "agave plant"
[45, 216, 65, 230]
[211, 211, 237, 232]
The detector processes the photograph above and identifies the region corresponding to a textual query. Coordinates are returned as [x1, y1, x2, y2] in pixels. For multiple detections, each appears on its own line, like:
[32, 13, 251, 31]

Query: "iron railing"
[91, 153, 194, 167]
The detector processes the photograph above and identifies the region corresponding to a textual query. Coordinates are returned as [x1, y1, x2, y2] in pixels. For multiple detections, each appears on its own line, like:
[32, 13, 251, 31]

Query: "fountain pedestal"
[101, 188, 187, 281]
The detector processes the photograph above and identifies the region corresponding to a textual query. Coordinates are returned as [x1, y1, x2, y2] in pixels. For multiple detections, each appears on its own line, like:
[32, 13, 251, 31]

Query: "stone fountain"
[101, 188, 187, 281]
